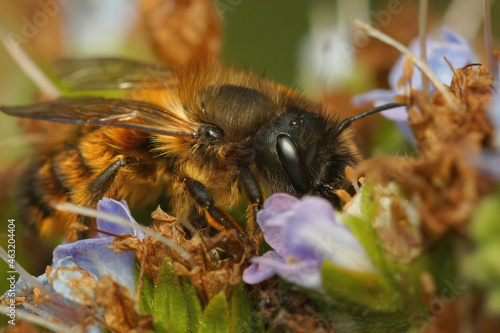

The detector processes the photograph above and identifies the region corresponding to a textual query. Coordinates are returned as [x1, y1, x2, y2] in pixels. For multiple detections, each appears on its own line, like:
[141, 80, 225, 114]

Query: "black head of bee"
[252, 102, 402, 206]
[252, 106, 343, 203]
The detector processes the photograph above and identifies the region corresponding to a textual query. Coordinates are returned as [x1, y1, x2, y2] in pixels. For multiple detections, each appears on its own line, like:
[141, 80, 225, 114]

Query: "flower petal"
[96, 198, 144, 238]
[49, 258, 97, 306]
[388, 27, 475, 91]
[256, 193, 300, 257]
[242, 251, 283, 284]
[52, 238, 136, 295]
[244, 252, 322, 291]
[352, 89, 397, 108]
[282, 197, 377, 273]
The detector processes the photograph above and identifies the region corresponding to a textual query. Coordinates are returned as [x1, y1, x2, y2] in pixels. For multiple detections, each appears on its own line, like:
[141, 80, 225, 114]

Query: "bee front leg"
[239, 166, 264, 244]
[183, 178, 249, 243]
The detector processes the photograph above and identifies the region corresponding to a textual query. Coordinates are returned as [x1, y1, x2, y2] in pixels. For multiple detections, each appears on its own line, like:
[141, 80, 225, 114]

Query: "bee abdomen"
[17, 156, 73, 237]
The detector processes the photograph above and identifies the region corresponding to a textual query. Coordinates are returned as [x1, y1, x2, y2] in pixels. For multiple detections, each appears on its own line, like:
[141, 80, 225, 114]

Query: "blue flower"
[52, 198, 144, 295]
[1, 198, 144, 330]
[489, 86, 500, 149]
[243, 194, 376, 291]
[354, 28, 475, 139]
[477, 87, 500, 178]
[63, 0, 138, 55]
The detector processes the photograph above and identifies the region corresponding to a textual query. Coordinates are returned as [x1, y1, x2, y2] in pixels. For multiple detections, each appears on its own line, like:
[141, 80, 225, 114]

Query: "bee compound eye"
[276, 134, 312, 194]
[198, 124, 224, 140]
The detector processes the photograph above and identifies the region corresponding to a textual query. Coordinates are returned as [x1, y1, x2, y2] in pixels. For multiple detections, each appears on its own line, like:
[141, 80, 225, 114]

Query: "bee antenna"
[334, 102, 404, 136]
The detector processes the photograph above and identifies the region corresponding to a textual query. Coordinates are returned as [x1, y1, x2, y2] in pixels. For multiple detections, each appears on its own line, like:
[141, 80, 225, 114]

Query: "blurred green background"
[0, 0, 499, 328]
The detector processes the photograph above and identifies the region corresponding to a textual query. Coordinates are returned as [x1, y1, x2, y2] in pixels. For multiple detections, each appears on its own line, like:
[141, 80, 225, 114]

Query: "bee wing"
[1, 97, 197, 137]
[50, 58, 177, 91]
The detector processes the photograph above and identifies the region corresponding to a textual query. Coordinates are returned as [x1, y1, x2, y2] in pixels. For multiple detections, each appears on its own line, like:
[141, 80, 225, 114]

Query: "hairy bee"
[1, 58, 398, 242]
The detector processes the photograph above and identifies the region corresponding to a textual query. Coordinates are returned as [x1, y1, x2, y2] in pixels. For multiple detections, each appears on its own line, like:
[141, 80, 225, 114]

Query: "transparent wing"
[50, 58, 177, 91]
[1, 97, 197, 137]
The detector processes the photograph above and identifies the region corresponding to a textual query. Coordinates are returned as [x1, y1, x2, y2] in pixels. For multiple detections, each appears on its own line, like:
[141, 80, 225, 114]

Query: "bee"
[1, 58, 399, 242]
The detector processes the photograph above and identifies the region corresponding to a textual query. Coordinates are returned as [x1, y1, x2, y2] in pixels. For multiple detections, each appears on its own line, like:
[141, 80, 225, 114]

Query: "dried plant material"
[7, 296, 26, 306]
[394, 95, 412, 105]
[258, 280, 335, 333]
[174, 231, 246, 301]
[50, 267, 97, 307]
[357, 65, 496, 240]
[335, 189, 352, 204]
[417, 295, 500, 333]
[419, 271, 436, 306]
[109, 233, 145, 254]
[140, 0, 222, 66]
[344, 165, 357, 185]
[372, 183, 423, 263]
[69, 222, 89, 232]
[397, 56, 415, 89]
[111, 206, 250, 301]
[32, 288, 45, 307]
[351, 18, 458, 109]
[94, 275, 153, 332]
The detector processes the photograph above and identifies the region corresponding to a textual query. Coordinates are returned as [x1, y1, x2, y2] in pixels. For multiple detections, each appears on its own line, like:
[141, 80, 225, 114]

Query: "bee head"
[253, 102, 403, 206]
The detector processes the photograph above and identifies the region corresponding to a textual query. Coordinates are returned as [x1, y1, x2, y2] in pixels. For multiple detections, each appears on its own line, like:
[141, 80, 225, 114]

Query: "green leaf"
[137, 258, 202, 333]
[340, 212, 386, 273]
[463, 191, 500, 315]
[470, 193, 500, 242]
[136, 260, 154, 313]
[321, 260, 404, 313]
[488, 288, 500, 314]
[160, 261, 189, 333]
[229, 283, 265, 333]
[182, 277, 202, 332]
[198, 291, 230, 333]
[153, 319, 177, 333]
[337, 182, 431, 317]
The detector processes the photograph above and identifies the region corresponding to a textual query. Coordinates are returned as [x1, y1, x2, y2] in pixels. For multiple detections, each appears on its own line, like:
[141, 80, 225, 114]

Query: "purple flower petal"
[489, 88, 500, 149]
[242, 251, 284, 284]
[353, 27, 474, 143]
[244, 194, 376, 291]
[475, 150, 500, 179]
[388, 27, 475, 92]
[50, 258, 97, 305]
[51, 198, 143, 294]
[244, 252, 322, 291]
[352, 89, 397, 108]
[283, 197, 376, 273]
[281, 197, 338, 261]
[52, 237, 136, 295]
[96, 198, 144, 238]
[2, 198, 141, 309]
[256, 194, 300, 257]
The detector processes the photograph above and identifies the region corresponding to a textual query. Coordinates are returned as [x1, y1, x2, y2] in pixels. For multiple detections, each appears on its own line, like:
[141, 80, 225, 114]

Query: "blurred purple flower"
[243, 194, 376, 291]
[1, 198, 143, 329]
[353, 27, 475, 140]
[63, 0, 138, 56]
[476, 89, 500, 177]
[489, 87, 500, 149]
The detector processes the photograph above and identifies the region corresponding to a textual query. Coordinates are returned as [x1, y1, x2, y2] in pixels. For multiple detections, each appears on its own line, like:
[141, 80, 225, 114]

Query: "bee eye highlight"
[276, 134, 312, 194]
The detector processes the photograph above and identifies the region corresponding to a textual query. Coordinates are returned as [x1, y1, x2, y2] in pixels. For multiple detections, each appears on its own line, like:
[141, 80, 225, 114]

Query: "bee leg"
[76, 156, 132, 238]
[184, 178, 248, 242]
[239, 166, 264, 244]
